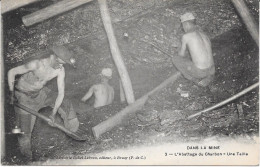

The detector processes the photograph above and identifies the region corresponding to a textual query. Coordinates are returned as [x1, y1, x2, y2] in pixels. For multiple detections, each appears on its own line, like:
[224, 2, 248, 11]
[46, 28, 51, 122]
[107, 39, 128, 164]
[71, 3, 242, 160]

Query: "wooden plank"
[1, 0, 39, 14]
[22, 0, 93, 26]
[92, 72, 181, 139]
[98, 0, 135, 104]
[119, 80, 126, 102]
[93, 96, 147, 139]
[231, 0, 259, 46]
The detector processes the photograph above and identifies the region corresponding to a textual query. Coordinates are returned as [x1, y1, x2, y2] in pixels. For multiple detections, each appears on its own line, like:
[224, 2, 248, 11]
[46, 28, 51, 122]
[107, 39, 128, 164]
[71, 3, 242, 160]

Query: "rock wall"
[3, 0, 258, 68]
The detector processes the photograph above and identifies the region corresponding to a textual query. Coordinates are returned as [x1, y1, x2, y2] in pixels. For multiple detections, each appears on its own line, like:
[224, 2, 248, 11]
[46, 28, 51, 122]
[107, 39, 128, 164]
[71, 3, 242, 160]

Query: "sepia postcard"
[1, 0, 259, 165]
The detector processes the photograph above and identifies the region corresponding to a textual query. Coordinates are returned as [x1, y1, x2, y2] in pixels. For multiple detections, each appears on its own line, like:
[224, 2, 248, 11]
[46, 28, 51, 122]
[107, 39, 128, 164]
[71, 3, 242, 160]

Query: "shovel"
[14, 103, 87, 141]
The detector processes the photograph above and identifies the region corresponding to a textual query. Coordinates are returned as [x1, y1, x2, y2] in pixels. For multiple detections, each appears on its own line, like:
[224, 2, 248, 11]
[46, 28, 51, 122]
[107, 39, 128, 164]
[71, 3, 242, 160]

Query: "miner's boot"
[18, 113, 33, 160]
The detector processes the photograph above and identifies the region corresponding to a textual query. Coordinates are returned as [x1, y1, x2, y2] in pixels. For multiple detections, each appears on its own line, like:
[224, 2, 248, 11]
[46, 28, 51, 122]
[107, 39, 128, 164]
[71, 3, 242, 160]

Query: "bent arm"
[178, 35, 187, 57]
[52, 67, 65, 116]
[81, 86, 95, 102]
[8, 61, 38, 91]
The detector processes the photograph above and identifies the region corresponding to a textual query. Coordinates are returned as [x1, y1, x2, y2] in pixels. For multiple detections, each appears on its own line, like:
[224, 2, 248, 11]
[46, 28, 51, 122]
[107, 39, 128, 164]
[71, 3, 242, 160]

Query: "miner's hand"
[48, 114, 56, 127]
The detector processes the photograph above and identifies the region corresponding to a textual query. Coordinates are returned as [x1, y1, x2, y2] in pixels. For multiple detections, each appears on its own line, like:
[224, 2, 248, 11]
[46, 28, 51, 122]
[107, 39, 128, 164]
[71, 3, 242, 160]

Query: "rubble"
[159, 109, 186, 126]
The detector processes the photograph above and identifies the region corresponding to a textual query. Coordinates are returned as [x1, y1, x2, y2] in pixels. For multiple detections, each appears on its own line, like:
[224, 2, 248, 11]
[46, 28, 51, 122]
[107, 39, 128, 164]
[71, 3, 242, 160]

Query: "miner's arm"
[51, 67, 65, 119]
[178, 35, 188, 57]
[81, 85, 95, 102]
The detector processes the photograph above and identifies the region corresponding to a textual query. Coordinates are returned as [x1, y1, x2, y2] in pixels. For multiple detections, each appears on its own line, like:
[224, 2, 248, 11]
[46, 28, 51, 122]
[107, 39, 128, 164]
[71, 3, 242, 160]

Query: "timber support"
[98, 0, 135, 104]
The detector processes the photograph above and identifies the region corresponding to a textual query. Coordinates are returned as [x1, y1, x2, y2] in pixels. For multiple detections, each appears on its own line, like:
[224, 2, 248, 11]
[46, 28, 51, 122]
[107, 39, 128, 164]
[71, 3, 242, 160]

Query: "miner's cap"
[101, 68, 112, 77]
[180, 12, 195, 23]
[51, 45, 76, 68]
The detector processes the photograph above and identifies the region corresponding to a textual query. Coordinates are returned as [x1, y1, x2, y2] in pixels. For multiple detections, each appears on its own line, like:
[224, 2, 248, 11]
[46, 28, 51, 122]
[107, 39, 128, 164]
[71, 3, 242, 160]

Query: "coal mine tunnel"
[1, 0, 259, 165]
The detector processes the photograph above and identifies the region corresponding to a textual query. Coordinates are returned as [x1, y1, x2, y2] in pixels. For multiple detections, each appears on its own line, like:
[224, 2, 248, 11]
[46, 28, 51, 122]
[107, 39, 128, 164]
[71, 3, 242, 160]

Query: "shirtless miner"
[172, 13, 215, 87]
[81, 68, 114, 108]
[8, 45, 80, 159]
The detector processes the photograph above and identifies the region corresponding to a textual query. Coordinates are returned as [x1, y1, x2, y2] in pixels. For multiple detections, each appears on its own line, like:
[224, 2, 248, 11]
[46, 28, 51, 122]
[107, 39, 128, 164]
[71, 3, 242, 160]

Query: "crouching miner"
[7, 46, 80, 159]
[172, 13, 215, 87]
[81, 68, 114, 108]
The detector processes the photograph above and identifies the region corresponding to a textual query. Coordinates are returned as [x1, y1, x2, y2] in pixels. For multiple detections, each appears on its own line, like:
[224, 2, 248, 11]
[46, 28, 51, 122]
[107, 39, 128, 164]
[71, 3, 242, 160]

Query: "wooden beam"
[22, 0, 93, 27]
[98, 0, 135, 104]
[231, 0, 259, 46]
[0, 9, 5, 158]
[1, 0, 39, 14]
[119, 80, 126, 102]
[92, 72, 181, 139]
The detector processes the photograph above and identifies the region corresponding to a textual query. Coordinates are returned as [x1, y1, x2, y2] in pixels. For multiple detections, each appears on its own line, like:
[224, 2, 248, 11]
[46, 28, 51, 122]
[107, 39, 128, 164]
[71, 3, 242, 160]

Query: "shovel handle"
[14, 103, 87, 141]
[15, 103, 54, 124]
